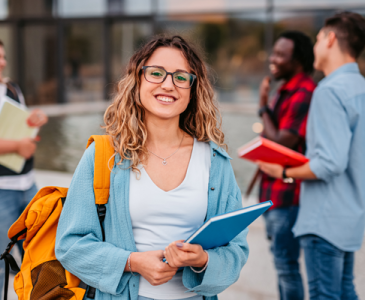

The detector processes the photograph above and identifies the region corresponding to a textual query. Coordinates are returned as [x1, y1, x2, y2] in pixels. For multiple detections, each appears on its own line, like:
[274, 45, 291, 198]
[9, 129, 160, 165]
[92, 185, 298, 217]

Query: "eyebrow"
[152, 65, 189, 73]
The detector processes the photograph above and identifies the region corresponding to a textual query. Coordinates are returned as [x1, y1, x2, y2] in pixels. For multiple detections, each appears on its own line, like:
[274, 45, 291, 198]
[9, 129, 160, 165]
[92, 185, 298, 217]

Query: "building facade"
[0, 0, 364, 105]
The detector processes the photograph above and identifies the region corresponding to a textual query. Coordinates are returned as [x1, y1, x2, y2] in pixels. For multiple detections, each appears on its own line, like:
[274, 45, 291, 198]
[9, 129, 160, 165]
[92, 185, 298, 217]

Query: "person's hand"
[131, 250, 178, 286]
[257, 161, 283, 179]
[259, 76, 271, 108]
[16, 138, 37, 159]
[27, 109, 48, 127]
[164, 240, 208, 269]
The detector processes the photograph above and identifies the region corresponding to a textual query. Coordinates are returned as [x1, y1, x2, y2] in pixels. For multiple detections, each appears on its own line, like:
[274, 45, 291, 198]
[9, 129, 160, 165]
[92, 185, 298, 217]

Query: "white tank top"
[129, 138, 210, 299]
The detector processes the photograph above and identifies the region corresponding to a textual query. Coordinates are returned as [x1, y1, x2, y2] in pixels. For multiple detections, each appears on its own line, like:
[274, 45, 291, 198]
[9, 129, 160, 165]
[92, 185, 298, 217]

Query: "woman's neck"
[145, 115, 183, 151]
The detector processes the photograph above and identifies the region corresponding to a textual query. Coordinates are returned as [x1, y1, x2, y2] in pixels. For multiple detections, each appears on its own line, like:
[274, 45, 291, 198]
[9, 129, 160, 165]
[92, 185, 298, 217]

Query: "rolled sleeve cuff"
[309, 158, 330, 182]
[183, 250, 224, 296]
[99, 249, 131, 295]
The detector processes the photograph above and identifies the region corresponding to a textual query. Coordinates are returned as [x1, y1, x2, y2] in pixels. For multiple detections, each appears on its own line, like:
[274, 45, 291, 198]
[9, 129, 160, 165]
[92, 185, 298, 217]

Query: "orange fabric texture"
[5, 135, 114, 300]
[87, 135, 115, 205]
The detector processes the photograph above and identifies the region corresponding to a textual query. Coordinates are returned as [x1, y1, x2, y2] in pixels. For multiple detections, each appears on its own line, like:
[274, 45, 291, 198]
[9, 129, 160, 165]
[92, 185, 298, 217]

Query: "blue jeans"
[0, 184, 38, 297]
[138, 296, 203, 300]
[300, 235, 358, 300]
[264, 206, 303, 300]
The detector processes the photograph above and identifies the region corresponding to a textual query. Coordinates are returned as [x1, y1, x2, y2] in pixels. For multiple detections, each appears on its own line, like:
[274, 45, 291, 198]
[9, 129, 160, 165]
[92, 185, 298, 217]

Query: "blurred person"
[258, 31, 316, 300]
[55, 36, 249, 300]
[0, 40, 48, 296]
[258, 12, 365, 300]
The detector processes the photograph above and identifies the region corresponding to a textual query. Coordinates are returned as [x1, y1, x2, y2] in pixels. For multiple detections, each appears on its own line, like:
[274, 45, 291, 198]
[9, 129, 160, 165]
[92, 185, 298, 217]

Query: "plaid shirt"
[259, 73, 316, 209]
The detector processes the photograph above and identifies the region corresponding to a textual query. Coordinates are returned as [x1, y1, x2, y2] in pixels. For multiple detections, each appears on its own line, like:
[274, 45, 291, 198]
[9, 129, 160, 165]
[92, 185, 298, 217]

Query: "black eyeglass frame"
[142, 66, 197, 89]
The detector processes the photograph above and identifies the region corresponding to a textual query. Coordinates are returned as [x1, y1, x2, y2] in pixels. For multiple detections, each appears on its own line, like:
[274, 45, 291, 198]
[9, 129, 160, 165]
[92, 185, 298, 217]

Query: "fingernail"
[176, 243, 183, 248]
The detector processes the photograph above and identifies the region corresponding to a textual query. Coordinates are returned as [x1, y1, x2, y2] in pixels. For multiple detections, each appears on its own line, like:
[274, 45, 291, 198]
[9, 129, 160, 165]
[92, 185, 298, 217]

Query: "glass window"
[124, 0, 153, 15]
[0, 0, 8, 19]
[8, 0, 53, 18]
[275, 0, 365, 9]
[57, 0, 107, 17]
[157, 0, 265, 14]
[157, 14, 266, 104]
[23, 25, 57, 105]
[111, 22, 153, 82]
[0, 24, 16, 80]
[64, 22, 104, 102]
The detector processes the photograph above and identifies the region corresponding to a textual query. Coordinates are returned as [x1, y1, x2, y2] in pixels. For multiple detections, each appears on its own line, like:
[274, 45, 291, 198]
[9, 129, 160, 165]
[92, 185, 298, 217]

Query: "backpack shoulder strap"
[85, 135, 115, 299]
[86, 135, 115, 205]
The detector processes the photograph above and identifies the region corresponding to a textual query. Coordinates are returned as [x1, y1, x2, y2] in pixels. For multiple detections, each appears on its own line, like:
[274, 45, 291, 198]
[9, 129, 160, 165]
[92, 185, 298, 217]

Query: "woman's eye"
[151, 71, 163, 77]
[175, 75, 187, 82]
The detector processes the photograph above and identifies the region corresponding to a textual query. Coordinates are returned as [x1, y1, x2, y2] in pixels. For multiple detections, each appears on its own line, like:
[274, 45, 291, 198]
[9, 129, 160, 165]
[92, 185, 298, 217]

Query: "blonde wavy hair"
[104, 35, 226, 173]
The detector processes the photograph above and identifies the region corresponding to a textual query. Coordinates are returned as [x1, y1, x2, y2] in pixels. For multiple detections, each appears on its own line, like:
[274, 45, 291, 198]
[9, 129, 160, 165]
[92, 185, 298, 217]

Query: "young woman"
[0, 40, 48, 294]
[56, 36, 249, 300]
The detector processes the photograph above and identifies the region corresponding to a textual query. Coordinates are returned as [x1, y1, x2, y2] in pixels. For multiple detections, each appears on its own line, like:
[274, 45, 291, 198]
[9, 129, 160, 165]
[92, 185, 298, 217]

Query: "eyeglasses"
[142, 66, 196, 89]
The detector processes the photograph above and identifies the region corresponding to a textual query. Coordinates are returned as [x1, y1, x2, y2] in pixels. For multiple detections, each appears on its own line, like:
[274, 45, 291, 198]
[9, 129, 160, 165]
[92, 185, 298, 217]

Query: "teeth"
[157, 95, 175, 102]
[269, 64, 277, 72]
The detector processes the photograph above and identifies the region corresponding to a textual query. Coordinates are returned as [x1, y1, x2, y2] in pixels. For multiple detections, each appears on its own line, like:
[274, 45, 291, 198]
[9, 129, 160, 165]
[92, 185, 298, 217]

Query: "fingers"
[164, 241, 203, 268]
[164, 246, 178, 268]
[176, 242, 201, 253]
[149, 265, 177, 286]
[27, 109, 48, 127]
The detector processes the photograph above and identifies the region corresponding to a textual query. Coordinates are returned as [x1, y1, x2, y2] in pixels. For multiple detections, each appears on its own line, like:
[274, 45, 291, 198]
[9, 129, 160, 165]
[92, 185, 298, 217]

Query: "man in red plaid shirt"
[258, 31, 316, 300]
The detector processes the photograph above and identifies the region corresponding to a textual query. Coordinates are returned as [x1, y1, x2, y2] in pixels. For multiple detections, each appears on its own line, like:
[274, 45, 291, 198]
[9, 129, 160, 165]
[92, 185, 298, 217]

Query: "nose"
[269, 54, 275, 64]
[161, 74, 175, 91]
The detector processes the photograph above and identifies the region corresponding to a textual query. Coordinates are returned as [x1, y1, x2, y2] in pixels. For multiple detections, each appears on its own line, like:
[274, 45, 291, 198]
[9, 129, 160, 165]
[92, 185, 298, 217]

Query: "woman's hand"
[164, 240, 208, 269]
[257, 161, 283, 179]
[27, 109, 48, 127]
[129, 250, 178, 286]
[17, 138, 37, 159]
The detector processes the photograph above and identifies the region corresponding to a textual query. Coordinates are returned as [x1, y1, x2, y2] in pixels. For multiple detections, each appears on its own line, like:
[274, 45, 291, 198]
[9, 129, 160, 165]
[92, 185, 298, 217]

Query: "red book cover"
[237, 137, 309, 167]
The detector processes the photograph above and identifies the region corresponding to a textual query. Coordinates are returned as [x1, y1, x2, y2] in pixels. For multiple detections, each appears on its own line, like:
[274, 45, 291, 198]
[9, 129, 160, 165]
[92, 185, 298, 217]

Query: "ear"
[327, 31, 337, 48]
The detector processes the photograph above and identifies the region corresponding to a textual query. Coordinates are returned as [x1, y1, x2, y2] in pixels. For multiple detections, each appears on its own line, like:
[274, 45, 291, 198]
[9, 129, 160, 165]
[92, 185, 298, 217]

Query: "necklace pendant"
[162, 160, 167, 165]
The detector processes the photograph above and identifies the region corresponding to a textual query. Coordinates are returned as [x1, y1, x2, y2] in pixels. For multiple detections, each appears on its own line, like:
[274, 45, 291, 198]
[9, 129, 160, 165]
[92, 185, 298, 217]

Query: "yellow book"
[0, 96, 38, 173]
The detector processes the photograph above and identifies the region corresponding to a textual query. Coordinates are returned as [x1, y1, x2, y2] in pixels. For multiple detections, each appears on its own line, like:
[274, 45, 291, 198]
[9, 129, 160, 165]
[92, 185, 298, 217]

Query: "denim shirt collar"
[209, 141, 232, 160]
[319, 62, 359, 87]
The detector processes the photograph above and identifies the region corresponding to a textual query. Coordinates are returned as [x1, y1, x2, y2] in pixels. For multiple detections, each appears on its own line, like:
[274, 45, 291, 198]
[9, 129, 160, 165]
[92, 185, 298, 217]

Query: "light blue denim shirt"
[293, 63, 365, 252]
[55, 141, 249, 300]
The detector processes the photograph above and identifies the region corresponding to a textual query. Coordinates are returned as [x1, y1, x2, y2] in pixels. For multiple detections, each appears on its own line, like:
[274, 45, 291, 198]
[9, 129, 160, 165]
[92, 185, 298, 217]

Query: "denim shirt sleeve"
[307, 87, 352, 182]
[55, 143, 132, 296]
[182, 159, 249, 297]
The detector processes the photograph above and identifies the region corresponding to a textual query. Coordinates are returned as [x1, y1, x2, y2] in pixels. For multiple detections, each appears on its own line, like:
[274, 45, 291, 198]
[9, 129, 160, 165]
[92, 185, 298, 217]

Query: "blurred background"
[0, 0, 364, 193]
[1, 1, 364, 299]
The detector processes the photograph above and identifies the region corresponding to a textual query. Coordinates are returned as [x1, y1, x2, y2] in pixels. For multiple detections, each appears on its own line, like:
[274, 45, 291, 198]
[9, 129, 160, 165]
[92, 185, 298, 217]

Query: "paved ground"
[6, 170, 365, 299]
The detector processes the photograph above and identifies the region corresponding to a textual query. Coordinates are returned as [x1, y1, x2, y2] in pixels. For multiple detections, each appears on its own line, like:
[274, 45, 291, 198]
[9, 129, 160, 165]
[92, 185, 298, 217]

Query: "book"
[237, 136, 309, 167]
[0, 96, 38, 173]
[185, 200, 272, 250]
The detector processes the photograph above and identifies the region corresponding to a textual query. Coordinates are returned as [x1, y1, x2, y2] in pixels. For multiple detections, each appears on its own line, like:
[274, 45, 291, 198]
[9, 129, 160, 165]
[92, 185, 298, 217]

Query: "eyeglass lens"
[144, 66, 193, 88]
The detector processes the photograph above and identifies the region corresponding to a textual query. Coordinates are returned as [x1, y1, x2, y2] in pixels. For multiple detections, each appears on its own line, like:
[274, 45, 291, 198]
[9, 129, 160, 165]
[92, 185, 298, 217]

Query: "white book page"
[0, 97, 38, 173]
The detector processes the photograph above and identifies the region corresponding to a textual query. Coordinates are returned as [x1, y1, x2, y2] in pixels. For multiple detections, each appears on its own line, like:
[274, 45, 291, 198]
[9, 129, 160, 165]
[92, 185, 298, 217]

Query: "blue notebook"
[185, 200, 272, 249]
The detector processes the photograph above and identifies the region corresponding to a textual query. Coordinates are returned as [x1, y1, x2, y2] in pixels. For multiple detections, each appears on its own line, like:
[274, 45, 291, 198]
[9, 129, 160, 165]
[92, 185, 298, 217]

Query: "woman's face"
[0, 46, 7, 76]
[139, 47, 192, 122]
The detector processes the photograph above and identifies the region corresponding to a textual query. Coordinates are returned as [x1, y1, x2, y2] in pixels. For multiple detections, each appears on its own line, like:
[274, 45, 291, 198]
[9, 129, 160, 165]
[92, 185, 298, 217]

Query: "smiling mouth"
[155, 95, 177, 103]
[269, 64, 278, 73]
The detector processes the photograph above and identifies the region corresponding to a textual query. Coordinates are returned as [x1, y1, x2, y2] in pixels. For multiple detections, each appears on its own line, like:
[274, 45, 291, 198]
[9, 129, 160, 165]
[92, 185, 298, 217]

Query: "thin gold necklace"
[147, 133, 184, 165]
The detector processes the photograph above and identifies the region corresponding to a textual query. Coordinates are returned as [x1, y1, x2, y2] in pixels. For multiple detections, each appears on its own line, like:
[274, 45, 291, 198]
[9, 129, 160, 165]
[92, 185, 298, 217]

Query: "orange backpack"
[0, 135, 115, 300]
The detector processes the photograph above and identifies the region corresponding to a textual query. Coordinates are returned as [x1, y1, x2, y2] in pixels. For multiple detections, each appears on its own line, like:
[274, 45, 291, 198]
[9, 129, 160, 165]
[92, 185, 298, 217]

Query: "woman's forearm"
[0, 139, 19, 155]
